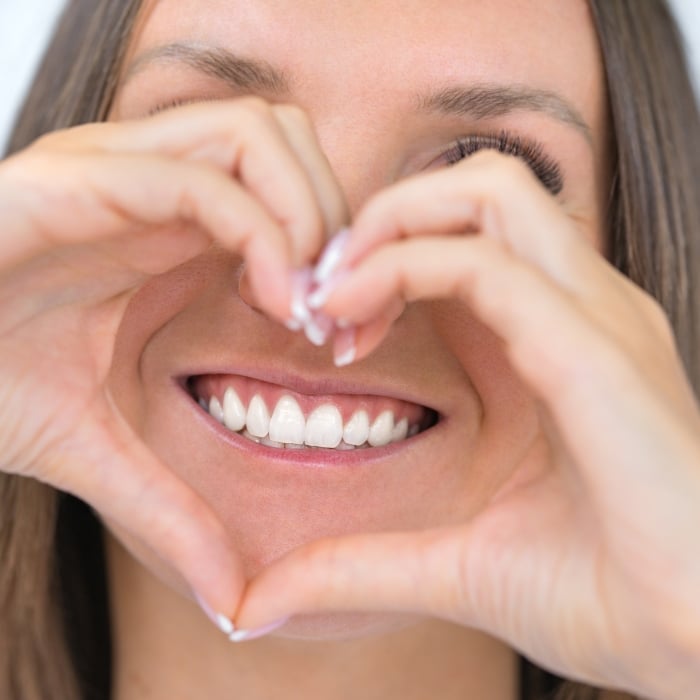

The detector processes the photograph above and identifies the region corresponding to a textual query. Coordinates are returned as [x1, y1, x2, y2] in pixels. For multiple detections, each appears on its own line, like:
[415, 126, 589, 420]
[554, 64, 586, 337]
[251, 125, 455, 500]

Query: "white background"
[1, 0, 699, 151]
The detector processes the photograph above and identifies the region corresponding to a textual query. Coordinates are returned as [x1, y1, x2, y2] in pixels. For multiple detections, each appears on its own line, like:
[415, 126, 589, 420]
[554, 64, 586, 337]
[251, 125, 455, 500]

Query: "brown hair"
[2, 1, 698, 698]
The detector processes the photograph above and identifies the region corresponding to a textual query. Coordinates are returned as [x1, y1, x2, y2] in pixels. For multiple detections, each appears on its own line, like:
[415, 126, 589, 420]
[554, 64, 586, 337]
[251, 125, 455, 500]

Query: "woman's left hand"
[233, 151, 700, 699]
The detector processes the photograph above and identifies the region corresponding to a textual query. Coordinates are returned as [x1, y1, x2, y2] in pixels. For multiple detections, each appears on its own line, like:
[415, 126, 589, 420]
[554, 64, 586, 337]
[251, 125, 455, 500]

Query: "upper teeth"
[202, 387, 418, 450]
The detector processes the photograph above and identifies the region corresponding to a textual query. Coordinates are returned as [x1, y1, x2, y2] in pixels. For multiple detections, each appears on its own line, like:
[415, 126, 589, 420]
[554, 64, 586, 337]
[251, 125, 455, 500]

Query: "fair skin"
[0, 1, 699, 699]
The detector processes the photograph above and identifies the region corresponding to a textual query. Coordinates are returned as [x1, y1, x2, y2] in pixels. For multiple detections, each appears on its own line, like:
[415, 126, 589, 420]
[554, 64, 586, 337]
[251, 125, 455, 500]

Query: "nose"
[238, 107, 397, 316]
[308, 106, 402, 220]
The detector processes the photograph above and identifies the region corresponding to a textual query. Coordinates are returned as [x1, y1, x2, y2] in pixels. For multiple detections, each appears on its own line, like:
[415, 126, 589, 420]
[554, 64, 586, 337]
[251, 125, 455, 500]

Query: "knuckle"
[235, 95, 272, 116]
[232, 96, 276, 131]
[274, 102, 313, 129]
[359, 186, 397, 226]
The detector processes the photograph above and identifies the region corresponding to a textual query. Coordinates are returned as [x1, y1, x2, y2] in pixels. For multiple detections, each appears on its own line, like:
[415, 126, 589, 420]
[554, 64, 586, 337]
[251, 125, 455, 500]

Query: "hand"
[233, 151, 700, 699]
[0, 98, 348, 627]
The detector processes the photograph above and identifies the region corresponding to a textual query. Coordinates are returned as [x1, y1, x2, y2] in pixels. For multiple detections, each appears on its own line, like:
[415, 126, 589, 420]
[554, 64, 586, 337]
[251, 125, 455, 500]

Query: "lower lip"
[178, 384, 434, 469]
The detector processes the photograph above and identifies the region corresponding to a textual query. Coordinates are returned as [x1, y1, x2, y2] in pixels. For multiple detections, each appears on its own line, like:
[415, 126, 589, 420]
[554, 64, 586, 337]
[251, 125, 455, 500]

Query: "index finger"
[96, 98, 332, 266]
[341, 151, 601, 294]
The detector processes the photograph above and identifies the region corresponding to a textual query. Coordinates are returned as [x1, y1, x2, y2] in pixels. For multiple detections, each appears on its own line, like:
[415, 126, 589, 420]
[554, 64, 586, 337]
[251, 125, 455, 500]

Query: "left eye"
[442, 131, 564, 196]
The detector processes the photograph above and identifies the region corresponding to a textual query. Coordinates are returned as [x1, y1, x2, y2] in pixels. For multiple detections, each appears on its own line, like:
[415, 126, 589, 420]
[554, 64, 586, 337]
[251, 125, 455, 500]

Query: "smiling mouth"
[187, 374, 439, 451]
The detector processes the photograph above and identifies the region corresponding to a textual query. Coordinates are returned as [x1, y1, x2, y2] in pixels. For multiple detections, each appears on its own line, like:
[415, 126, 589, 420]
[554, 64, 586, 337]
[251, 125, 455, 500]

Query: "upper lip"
[178, 363, 444, 416]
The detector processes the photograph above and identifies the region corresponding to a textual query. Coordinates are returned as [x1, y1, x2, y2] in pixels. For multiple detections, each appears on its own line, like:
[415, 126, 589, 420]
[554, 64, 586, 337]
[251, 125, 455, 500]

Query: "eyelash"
[444, 131, 564, 195]
[149, 101, 564, 196]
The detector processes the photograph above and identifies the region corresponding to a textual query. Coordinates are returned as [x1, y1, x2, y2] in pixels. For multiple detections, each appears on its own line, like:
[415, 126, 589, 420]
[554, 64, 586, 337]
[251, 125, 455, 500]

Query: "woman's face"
[107, 0, 609, 637]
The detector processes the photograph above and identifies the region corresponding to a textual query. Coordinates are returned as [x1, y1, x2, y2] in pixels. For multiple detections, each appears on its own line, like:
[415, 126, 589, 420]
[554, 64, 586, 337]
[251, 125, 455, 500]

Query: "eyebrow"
[124, 43, 592, 145]
[418, 85, 593, 146]
[124, 42, 291, 93]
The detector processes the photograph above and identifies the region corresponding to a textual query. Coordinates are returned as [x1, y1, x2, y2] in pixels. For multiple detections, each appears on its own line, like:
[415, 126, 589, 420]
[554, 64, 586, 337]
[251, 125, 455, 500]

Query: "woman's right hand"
[0, 98, 348, 628]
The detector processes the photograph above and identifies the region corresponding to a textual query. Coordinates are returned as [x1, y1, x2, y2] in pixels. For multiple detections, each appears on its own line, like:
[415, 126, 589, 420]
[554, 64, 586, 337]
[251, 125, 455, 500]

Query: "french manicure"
[307, 269, 348, 310]
[195, 593, 236, 636]
[333, 326, 356, 367]
[304, 311, 334, 347]
[290, 267, 313, 325]
[307, 283, 331, 310]
[229, 617, 290, 643]
[313, 227, 350, 284]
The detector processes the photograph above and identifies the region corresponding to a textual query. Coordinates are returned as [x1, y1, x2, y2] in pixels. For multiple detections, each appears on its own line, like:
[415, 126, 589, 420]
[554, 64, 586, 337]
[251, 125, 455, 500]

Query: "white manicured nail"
[304, 319, 327, 346]
[229, 617, 289, 643]
[307, 283, 331, 310]
[290, 267, 313, 324]
[307, 269, 349, 310]
[195, 593, 235, 636]
[304, 312, 333, 347]
[313, 227, 350, 284]
[217, 613, 235, 635]
[334, 326, 356, 367]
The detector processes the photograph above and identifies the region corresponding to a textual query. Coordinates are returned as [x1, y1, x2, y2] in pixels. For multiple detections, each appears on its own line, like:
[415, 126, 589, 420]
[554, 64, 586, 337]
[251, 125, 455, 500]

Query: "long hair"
[2, 1, 698, 698]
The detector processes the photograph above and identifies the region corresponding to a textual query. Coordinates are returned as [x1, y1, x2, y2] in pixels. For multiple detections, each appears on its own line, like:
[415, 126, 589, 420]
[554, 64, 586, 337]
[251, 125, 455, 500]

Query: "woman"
[1, 1, 699, 698]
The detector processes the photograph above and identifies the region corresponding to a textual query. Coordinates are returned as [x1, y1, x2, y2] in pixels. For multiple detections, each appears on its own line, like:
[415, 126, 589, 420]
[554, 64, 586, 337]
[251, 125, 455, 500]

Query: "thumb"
[233, 526, 475, 632]
[52, 394, 246, 635]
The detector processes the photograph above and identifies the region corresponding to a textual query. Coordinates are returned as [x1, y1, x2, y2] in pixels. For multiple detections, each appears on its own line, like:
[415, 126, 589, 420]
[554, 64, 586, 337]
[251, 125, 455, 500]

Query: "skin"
[0, 0, 699, 699]
[105, 0, 607, 697]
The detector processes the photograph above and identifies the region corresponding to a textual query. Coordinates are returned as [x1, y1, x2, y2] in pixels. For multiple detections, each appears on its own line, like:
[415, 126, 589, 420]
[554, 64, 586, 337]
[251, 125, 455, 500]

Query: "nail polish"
[229, 617, 289, 643]
[313, 228, 350, 284]
[304, 311, 334, 347]
[195, 593, 236, 636]
[334, 326, 356, 367]
[307, 269, 349, 310]
[290, 267, 313, 325]
[307, 284, 330, 310]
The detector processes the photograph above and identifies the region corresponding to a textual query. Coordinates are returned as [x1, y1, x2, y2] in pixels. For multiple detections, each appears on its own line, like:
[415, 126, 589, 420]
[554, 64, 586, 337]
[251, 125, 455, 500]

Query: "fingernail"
[284, 318, 302, 331]
[304, 311, 334, 347]
[307, 284, 330, 310]
[290, 267, 313, 325]
[313, 228, 350, 284]
[307, 269, 350, 310]
[195, 593, 236, 636]
[229, 617, 289, 643]
[333, 326, 356, 367]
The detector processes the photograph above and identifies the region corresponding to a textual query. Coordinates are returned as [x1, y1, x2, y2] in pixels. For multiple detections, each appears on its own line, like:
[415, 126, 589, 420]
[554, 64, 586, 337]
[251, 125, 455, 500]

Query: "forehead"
[129, 0, 603, 119]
